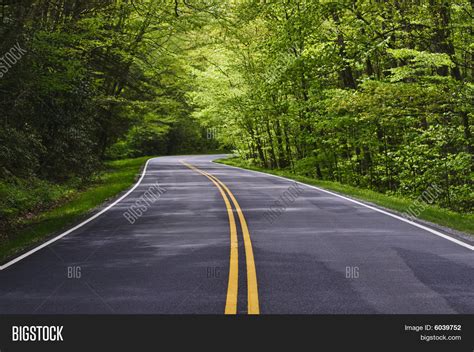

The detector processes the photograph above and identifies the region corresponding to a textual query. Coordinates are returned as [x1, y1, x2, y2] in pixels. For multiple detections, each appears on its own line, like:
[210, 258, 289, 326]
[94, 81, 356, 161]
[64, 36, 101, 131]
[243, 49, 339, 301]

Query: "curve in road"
[0, 155, 472, 314]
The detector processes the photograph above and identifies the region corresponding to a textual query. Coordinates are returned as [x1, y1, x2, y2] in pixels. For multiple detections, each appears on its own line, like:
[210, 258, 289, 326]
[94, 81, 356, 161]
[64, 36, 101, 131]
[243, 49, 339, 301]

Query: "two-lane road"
[0, 155, 473, 314]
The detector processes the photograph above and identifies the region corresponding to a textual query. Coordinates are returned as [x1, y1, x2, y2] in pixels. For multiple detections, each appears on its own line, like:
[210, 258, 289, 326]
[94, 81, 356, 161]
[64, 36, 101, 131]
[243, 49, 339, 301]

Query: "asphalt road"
[0, 155, 473, 314]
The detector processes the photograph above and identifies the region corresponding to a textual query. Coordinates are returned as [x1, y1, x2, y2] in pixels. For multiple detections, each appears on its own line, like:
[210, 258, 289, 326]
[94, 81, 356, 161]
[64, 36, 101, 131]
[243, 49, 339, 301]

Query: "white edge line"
[211, 160, 474, 251]
[0, 158, 155, 270]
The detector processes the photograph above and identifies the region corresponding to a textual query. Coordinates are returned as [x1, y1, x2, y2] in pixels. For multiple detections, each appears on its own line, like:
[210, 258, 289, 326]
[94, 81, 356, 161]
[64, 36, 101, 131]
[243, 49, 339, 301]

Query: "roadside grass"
[216, 157, 474, 235]
[0, 156, 151, 262]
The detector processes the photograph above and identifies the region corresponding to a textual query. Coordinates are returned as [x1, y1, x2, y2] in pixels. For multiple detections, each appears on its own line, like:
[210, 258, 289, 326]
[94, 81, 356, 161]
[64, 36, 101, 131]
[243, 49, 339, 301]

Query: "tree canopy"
[0, 0, 472, 213]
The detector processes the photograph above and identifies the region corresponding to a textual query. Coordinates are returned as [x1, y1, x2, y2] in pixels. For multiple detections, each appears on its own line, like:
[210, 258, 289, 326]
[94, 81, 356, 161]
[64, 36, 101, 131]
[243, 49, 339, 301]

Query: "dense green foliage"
[189, 0, 473, 213]
[0, 0, 472, 240]
[0, 1, 220, 181]
[0, 1, 221, 235]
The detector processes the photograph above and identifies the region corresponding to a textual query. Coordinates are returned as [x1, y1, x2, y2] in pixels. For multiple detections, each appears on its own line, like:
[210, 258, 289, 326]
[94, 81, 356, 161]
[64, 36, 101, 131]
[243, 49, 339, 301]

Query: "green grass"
[216, 157, 474, 235]
[0, 156, 151, 262]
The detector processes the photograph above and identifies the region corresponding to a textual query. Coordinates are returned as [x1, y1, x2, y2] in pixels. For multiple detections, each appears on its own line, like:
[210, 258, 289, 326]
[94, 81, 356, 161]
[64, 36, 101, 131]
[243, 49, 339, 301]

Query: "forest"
[0, 0, 473, 239]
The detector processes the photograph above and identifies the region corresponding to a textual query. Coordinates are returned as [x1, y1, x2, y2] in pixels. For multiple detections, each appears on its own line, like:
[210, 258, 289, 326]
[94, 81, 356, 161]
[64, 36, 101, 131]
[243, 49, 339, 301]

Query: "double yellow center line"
[181, 161, 259, 315]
